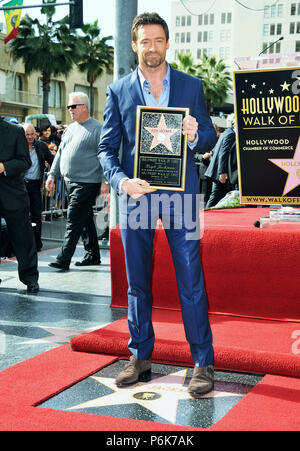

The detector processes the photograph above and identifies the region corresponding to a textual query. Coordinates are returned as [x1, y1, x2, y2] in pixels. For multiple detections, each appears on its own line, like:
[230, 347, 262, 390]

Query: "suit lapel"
[128, 69, 145, 107]
[168, 67, 184, 108]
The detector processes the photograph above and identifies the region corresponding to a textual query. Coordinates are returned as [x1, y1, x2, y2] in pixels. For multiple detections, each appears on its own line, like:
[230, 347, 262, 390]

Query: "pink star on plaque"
[145, 114, 178, 152]
[268, 137, 300, 195]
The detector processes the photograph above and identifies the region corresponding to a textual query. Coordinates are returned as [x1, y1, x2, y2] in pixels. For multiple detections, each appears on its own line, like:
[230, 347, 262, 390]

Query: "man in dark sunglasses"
[46, 92, 108, 270]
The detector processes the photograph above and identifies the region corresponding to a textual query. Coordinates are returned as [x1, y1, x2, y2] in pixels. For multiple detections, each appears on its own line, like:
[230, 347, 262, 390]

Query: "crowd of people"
[0, 107, 237, 273]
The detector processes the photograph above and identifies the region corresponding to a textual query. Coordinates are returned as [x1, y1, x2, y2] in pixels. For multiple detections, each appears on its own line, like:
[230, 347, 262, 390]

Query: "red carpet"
[79, 207, 300, 380]
[110, 208, 300, 321]
[1, 343, 300, 431]
[70, 310, 300, 378]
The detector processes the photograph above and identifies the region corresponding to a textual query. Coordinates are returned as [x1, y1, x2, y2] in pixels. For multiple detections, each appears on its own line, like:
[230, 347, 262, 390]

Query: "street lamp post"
[109, 0, 137, 228]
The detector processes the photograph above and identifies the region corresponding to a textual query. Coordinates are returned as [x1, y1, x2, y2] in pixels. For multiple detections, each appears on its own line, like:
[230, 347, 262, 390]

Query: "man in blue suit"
[98, 13, 217, 396]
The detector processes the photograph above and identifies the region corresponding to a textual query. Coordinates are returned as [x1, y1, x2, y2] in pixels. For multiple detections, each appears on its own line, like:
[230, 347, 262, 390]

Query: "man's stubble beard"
[144, 53, 165, 69]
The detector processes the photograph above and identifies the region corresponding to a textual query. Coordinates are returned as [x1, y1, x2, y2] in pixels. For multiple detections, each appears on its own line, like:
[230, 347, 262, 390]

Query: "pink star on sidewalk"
[269, 137, 300, 196]
[145, 114, 178, 152]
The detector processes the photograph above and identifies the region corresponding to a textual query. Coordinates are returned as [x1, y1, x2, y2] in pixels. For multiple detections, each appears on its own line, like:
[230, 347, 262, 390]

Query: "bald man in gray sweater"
[46, 92, 108, 270]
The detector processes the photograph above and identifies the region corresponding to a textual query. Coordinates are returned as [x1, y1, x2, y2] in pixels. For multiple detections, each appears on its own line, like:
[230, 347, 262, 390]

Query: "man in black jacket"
[23, 123, 54, 251]
[0, 112, 39, 293]
[205, 119, 236, 208]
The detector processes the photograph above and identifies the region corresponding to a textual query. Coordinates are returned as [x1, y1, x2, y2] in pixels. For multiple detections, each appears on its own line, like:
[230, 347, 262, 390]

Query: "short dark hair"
[131, 12, 169, 43]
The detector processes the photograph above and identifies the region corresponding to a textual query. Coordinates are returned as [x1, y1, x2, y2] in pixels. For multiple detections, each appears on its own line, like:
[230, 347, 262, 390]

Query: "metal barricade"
[41, 176, 110, 246]
[41, 176, 68, 242]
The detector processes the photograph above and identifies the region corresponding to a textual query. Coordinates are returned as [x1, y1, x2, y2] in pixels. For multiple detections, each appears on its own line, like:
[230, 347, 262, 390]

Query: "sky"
[19, 0, 174, 40]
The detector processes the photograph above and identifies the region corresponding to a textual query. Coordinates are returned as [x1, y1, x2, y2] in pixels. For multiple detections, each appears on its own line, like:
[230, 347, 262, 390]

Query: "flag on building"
[3, 0, 23, 44]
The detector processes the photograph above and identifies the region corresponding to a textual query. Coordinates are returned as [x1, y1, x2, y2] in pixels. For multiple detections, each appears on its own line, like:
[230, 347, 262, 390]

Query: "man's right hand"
[45, 176, 55, 193]
[122, 178, 156, 199]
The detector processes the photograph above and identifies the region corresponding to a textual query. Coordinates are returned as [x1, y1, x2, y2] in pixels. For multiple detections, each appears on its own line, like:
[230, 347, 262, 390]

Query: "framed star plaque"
[234, 67, 300, 205]
[134, 106, 189, 191]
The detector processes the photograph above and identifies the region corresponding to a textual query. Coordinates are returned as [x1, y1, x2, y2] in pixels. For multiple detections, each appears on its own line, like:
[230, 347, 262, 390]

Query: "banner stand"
[234, 55, 300, 228]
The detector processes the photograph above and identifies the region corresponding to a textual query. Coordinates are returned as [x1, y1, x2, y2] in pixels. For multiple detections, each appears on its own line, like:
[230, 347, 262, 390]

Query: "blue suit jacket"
[98, 66, 217, 195]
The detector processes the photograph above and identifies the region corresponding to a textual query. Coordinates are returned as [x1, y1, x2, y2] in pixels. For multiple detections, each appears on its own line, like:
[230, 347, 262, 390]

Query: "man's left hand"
[182, 115, 198, 143]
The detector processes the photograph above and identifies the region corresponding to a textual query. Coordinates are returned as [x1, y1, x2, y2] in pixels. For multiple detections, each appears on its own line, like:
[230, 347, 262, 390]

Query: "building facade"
[0, 27, 113, 124]
[170, 0, 300, 72]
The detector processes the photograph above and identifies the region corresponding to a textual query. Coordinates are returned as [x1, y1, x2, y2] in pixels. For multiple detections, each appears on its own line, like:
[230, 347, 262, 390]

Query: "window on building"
[297, 22, 300, 33]
[181, 33, 185, 43]
[296, 40, 300, 51]
[220, 30, 226, 41]
[270, 24, 275, 35]
[269, 43, 275, 53]
[14, 74, 23, 91]
[176, 16, 180, 26]
[198, 31, 202, 42]
[291, 22, 295, 33]
[278, 4, 283, 17]
[276, 42, 281, 53]
[210, 14, 214, 25]
[6, 72, 23, 92]
[219, 47, 225, 58]
[209, 31, 214, 41]
[277, 23, 282, 35]
[263, 24, 269, 36]
[198, 15, 202, 25]
[49, 81, 62, 108]
[174, 50, 179, 61]
[187, 15, 191, 26]
[225, 47, 231, 58]
[181, 16, 186, 26]
[298, 3, 300, 15]
[271, 5, 276, 17]
[291, 3, 296, 15]
[203, 48, 208, 56]
[262, 42, 268, 53]
[175, 33, 179, 43]
[221, 13, 226, 24]
[227, 12, 232, 23]
[203, 31, 208, 42]
[204, 14, 208, 25]
[37, 79, 62, 108]
[208, 48, 213, 57]
[186, 32, 191, 43]
[197, 48, 202, 59]
[264, 6, 270, 18]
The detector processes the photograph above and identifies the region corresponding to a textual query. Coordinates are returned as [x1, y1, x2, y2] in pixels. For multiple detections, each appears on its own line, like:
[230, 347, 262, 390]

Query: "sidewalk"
[0, 243, 126, 372]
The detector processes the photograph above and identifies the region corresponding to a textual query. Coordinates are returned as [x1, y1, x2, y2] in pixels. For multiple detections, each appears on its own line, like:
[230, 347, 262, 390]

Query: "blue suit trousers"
[119, 193, 214, 367]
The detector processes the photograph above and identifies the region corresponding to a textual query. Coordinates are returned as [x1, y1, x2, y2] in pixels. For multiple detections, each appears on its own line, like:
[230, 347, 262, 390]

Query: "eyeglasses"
[67, 104, 85, 110]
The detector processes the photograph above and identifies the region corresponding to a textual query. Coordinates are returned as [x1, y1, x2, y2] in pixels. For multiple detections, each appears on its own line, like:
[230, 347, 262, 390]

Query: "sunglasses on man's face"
[67, 104, 84, 110]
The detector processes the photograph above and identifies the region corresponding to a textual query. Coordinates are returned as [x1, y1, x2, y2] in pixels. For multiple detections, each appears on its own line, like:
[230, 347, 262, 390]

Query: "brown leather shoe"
[188, 365, 214, 397]
[115, 355, 151, 387]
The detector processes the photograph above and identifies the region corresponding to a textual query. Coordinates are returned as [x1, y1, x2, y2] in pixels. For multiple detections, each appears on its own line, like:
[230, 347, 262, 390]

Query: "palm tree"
[170, 53, 196, 76]
[196, 54, 232, 113]
[76, 20, 114, 117]
[171, 52, 232, 113]
[9, 1, 82, 114]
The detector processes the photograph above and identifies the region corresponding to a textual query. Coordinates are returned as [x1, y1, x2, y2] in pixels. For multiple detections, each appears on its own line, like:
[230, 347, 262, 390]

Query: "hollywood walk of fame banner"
[134, 106, 189, 191]
[234, 67, 300, 205]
